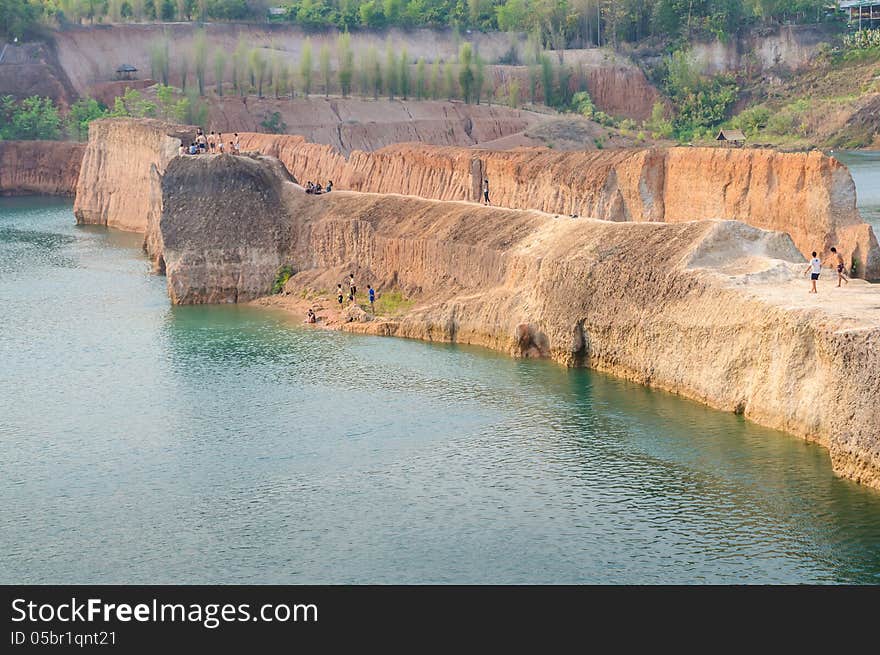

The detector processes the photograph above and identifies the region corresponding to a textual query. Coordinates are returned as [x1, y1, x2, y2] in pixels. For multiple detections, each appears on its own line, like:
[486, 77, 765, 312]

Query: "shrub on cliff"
[271, 266, 295, 294]
[0, 95, 60, 140]
[66, 97, 108, 141]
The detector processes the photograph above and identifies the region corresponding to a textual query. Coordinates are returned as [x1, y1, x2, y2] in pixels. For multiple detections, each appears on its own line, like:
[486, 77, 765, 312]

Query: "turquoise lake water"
[2, 197, 880, 584]
[833, 150, 880, 235]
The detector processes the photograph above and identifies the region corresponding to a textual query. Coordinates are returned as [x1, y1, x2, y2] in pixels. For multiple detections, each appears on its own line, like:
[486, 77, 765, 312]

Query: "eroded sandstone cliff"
[74, 118, 195, 232]
[237, 133, 880, 279]
[0, 140, 84, 196]
[151, 154, 880, 489]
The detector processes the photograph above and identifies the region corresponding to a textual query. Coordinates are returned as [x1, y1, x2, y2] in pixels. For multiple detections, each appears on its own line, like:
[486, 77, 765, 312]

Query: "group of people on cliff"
[178, 128, 241, 156]
[305, 181, 332, 194]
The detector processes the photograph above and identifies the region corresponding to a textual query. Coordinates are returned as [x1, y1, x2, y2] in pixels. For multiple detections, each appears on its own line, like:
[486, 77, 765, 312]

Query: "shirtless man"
[830, 247, 849, 287]
[208, 131, 216, 153]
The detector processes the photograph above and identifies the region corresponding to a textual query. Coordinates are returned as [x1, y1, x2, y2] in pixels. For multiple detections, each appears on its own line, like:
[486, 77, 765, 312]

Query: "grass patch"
[356, 289, 414, 317]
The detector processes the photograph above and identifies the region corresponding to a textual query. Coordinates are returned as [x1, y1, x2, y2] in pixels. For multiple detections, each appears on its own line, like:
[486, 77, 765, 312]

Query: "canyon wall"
[205, 98, 541, 154]
[74, 118, 195, 232]
[0, 140, 85, 196]
[238, 133, 880, 279]
[151, 154, 880, 490]
[49, 24, 656, 121]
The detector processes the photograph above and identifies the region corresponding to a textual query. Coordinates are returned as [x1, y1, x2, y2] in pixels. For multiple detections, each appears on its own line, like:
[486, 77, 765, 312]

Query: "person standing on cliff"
[233, 134, 241, 154]
[830, 247, 849, 287]
[348, 273, 357, 302]
[482, 178, 490, 205]
[208, 131, 216, 154]
[368, 285, 375, 314]
[804, 251, 822, 293]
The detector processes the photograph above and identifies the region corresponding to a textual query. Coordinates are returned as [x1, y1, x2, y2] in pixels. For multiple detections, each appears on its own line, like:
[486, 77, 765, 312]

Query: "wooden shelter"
[715, 129, 746, 146]
[115, 64, 138, 81]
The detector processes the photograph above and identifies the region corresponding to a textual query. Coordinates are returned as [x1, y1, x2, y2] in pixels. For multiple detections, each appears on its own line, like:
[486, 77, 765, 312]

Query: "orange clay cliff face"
[0, 140, 85, 196]
[144, 153, 880, 490]
[74, 118, 196, 233]
[73, 120, 880, 279]
[236, 133, 880, 280]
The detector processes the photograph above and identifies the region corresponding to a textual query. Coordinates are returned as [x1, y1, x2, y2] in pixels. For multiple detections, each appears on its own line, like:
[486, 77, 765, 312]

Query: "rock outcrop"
[156, 154, 296, 303]
[151, 154, 880, 490]
[74, 118, 195, 232]
[238, 134, 880, 279]
[0, 140, 85, 196]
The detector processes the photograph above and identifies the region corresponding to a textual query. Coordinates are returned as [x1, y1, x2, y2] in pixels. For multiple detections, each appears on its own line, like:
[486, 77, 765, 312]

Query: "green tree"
[193, 30, 208, 96]
[458, 42, 474, 103]
[1, 0, 40, 40]
[415, 57, 427, 100]
[540, 53, 553, 106]
[365, 45, 381, 99]
[65, 97, 107, 141]
[443, 59, 455, 101]
[474, 51, 485, 105]
[508, 79, 520, 108]
[385, 43, 398, 99]
[179, 49, 191, 93]
[107, 88, 157, 119]
[150, 37, 170, 86]
[337, 32, 354, 98]
[299, 38, 313, 97]
[214, 50, 226, 97]
[0, 95, 61, 141]
[399, 47, 410, 100]
[249, 49, 267, 98]
[430, 59, 440, 100]
[320, 43, 332, 97]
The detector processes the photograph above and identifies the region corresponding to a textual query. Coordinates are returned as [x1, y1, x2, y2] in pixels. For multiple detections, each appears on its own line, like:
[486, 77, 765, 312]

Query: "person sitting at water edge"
[306, 308, 317, 324]
[830, 247, 849, 287]
[178, 143, 186, 156]
[325, 181, 333, 193]
[804, 251, 822, 293]
[337, 284, 344, 306]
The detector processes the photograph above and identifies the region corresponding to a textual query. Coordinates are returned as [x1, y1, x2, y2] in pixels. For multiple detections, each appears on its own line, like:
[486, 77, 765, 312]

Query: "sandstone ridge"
[150, 153, 880, 490]
[74, 119, 880, 280]
[237, 133, 880, 280]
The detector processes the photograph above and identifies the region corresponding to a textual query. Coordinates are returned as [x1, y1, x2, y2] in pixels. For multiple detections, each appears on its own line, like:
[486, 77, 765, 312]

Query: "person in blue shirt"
[368, 285, 375, 313]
